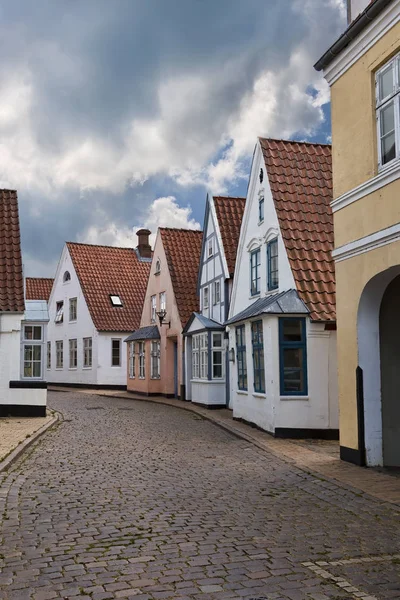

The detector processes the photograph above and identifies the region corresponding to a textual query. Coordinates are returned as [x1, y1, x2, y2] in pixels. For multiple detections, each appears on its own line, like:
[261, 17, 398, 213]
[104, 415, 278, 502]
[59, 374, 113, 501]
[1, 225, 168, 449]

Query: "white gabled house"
[46, 231, 152, 388]
[227, 138, 338, 437]
[184, 194, 245, 408]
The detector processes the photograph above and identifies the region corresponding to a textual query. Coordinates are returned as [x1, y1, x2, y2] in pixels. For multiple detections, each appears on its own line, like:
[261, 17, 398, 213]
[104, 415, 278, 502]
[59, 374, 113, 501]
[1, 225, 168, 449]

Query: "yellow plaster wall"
[335, 240, 400, 450]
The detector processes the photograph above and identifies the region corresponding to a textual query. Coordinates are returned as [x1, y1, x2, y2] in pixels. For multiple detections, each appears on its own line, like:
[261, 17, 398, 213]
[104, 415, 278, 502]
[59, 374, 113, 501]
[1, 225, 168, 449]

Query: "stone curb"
[0, 411, 59, 474]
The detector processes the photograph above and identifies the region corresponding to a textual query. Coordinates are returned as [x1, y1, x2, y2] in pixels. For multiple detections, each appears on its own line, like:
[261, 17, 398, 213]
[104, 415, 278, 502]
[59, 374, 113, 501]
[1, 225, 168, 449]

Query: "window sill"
[236, 390, 248, 395]
[258, 220, 264, 226]
[139, 377, 146, 380]
[150, 376, 161, 380]
[111, 365, 121, 368]
[68, 368, 77, 371]
[69, 320, 77, 323]
[249, 293, 260, 300]
[83, 366, 92, 370]
[253, 392, 266, 398]
[55, 368, 63, 370]
[280, 395, 309, 400]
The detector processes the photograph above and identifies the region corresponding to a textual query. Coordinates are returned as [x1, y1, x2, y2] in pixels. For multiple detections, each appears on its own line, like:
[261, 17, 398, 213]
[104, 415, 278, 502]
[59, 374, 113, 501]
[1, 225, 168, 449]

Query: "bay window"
[251, 320, 265, 393]
[129, 342, 135, 378]
[212, 332, 223, 379]
[138, 341, 145, 378]
[279, 318, 308, 396]
[151, 341, 161, 379]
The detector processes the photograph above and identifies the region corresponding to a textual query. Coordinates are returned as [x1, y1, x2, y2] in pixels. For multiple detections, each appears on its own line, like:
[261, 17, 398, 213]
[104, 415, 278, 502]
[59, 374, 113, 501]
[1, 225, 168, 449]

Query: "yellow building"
[315, 0, 400, 467]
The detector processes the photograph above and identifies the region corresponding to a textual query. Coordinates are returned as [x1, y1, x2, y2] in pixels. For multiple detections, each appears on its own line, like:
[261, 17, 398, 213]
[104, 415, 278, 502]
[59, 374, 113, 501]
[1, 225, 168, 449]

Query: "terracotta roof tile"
[26, 278, 54, 301]
[159, 228, 203, 327]
[0, 190, 24, 312]
[213, 196, 246, 276]
[66, 242, 151, 332]
[259, 138, 335, 322]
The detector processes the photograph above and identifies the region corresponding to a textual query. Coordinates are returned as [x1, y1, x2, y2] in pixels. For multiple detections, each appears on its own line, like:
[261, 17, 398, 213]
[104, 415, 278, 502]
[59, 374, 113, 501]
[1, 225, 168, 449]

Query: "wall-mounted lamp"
[156, 309, 170, 328]
[229, 348, 235, 363]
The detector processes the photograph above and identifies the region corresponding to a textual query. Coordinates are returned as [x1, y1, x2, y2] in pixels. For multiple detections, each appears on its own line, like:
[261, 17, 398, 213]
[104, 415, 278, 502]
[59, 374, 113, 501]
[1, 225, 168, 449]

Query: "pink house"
[125, 227, 202, 398]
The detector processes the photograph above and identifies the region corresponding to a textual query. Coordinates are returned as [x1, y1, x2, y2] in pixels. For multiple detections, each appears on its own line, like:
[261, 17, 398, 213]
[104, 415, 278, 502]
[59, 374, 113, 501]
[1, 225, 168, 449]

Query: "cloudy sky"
[0, 0, 346, 277]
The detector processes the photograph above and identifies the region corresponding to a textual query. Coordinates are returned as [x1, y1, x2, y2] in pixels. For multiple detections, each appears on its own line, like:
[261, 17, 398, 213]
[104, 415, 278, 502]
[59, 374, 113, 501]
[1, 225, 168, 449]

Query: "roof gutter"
[314, 0, 393, 72]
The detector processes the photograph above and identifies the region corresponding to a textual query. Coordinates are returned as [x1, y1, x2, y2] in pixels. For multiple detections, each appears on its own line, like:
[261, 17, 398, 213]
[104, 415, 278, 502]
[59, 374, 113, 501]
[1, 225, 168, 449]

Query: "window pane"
[33, 346, 41, 361]
[213, 333, 222, 347]
[33, 362, 41, 377]
[283, 319, 302, 342]
[379, 64, 393, 101]
[33, 326, 42, 340]
[24, 346, 33, 360]
[382, 132, 396, 165]
[24, 363, 33, 377]
[283, 348, 304, 393]
[24, 326, 33, 340]
[380, 102, 395, 136]
[213, 363, 222, 378]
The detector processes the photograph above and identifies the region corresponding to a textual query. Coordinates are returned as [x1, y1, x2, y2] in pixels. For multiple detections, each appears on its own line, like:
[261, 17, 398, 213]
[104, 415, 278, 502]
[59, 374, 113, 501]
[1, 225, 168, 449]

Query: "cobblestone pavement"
[0, 392, 399, 600]
[0, 414, 54, 462]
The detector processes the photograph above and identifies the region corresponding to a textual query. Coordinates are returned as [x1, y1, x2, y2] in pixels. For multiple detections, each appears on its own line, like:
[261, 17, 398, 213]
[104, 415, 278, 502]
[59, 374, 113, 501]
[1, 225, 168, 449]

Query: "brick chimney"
[136, 229, 152, 259]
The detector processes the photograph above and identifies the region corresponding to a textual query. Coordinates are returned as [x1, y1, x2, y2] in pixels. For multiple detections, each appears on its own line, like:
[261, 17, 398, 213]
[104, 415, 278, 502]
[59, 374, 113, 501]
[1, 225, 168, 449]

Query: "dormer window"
[110, 294, 123, 307]
[155, 259, 161, 275]
[63, 271, 71, 283]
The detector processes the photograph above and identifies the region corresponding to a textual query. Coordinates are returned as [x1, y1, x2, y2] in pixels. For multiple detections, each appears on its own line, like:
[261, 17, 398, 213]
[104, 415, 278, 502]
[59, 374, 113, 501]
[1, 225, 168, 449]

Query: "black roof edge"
[314, 0, 392, 72]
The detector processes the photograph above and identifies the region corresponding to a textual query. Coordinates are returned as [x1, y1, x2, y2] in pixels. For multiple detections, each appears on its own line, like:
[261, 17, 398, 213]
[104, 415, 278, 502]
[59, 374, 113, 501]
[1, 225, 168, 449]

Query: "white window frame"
[192, 332, 208, 380]
[150, 341, 161, 379]
[151, 295, 157, 323]
[211, 332, 224, 380]
[138, 341, 145, 378]
[47, 341, 51, 370]
[23, 324, 43, 341]
[23, 343, 42, 379]
[192, 335, 199, 379]
[159, 291, 166, 311]
[376, 52, 400, 170]
[55, 301, 64, 323]
[208, 238, 213, 257]
[83, 337, 92, 368]
[56, 340, 63, 369]
[69, 297, 77, 322]
[111, 339, 121, 367]
[213, 280, 220, 305]
[203, 287, 209, 309]
[129, 342, 135, 378]
[69, 338, 77, 369]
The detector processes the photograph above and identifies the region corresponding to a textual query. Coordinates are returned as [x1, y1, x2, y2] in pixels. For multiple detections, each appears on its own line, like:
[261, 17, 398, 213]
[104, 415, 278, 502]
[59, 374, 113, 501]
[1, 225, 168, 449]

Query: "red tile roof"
[0, 190, 24, 313]
[259, 138, 335, 322]
[66, 242, 151, 332]
[213, 196, 246, 277]
[26, 278, 54, 301]
[159, 228, 203, 327]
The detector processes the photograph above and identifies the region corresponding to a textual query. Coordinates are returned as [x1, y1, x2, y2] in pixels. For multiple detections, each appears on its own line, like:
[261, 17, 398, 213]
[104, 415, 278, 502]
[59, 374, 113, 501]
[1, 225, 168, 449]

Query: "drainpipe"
[356, 366, 366, 467]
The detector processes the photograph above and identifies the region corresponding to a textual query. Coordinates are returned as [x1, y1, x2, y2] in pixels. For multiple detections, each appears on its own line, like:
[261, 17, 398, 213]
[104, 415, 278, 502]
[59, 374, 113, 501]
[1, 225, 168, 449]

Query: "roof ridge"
[66, 241, 136, 251]
[159, 227, 203, 233]
[259, 136, 331, 148]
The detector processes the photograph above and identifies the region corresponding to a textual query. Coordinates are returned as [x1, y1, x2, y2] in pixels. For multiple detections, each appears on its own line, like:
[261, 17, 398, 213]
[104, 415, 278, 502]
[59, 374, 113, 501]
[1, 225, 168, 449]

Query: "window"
[155, 259, 161, 275]
[267, 238, 279, 291]
[23, 345, 42, 378]
[236, 325, 247, 390]
[203, 286, 209, 309]
[259, 195, 264, 222]
[208, 238, 213, 257]
[151, 295, 157, 322]
[55, 301, 64, 323]
[213, 281, 220, 305]
[151, 341, 161, 378]
[192, 333, 208, 379]
[63, 271, 71, 283]
[138, 341, 145, 378]
[69, 339, 77, 369]
[279, 318, 308, 396]
[110, 295, 123, 307]
[24, 325, 42, 341]
[376, 53, 400, 167]
[111, 339, 121, 366]
[159, 291, 166, 311]
[129, 342, 135, 378]
[83, 337, 92, 368]
[250, 248, 261, 296]
[212, 332, 223, 379]
[56, 340, 63, 369]
[47, 341, 51, 370]
[69, 297, 77, 321]
[251, 321, 265, 393]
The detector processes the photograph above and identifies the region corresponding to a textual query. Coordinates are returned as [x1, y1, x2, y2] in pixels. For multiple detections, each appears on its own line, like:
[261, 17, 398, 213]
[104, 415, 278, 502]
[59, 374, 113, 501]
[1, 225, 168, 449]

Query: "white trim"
[280, 396, 309, 401]
[246, 236, 262, 252]
[252, 392, 266, 399]
[331, 158, 400, 212]
[333, 222, 400, 262]
[323, 0, 400, 85]
[209, 194, 230, 280]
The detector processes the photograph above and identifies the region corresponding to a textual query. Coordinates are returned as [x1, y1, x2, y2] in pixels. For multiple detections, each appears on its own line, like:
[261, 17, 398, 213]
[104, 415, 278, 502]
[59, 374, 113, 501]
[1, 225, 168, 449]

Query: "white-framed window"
[376, 52, 400, 168]
[151, 341, 160, 379]
[159, 291, 166, 311]
[213, 280, 220, 305]
[69, 339, 77, 369]
[192, 335, 199, 379]
[208, 238, 213, 257]
[110, 294, 123, 307]
[212, 332, 223, 379]
[129, 342, 135, 378]
[83, 337, 92, 368]
[203, 286, 209, 309]
[56, 340, 63, 369]
[250, 248, 261, 296]
[23, 325, 42, 341]
[259, 195, 264, 223]
[151, 295, 157, 322]
[23, 345, 42, 378]
[111, 339, 121, 366]
[47, 341, 51, 370]
[138, 341, 145, 378]
[55, 301, 64, 323]
[69, 297, 77, 321]
[192, 332, 208, 380]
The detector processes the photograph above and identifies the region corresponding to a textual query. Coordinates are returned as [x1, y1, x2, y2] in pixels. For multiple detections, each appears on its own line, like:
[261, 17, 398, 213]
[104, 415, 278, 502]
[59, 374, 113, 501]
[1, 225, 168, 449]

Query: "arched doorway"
[380, 275, 400, 467]
[358, 266, 400, 466]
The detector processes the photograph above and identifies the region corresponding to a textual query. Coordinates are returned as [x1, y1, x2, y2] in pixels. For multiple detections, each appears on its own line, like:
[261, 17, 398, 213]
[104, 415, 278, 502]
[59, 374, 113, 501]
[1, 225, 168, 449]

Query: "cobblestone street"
[0, 391, 399, 600]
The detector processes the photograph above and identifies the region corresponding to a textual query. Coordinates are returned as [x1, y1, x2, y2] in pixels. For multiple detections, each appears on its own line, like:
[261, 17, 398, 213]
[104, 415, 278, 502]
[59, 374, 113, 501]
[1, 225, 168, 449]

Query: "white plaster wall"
[97, 332, 129, 386]
[200, 202, 226, 324]
[8, 388, 47, 406]
[191, 380, 225, 406]
[229, 143, 296, 318]
[328, 331, 339, 429]
[47, 246, 100, 385]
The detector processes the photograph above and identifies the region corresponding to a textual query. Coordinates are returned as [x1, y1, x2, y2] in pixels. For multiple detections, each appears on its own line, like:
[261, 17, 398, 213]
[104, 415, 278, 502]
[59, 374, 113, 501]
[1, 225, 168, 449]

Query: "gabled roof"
[159, 228, 203, 327]
[213, 196, 246, 276]
[125, 325, 160, 342]
[259, 138, 335, 322]
[26, 277, 54, 301]
[183, 312, 224, 335]
[226, 289, 309, 325]
[66, 242, 151, 332]
[0, 190, 24, 313]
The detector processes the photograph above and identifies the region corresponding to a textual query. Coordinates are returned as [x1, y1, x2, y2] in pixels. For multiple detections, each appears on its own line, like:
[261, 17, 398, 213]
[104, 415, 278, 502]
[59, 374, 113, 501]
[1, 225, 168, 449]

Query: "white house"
[0, 190, 47, 416]
[184, 195, 245, 408]
[46, 231, 152, 388]
[227, 138, 338, 438]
